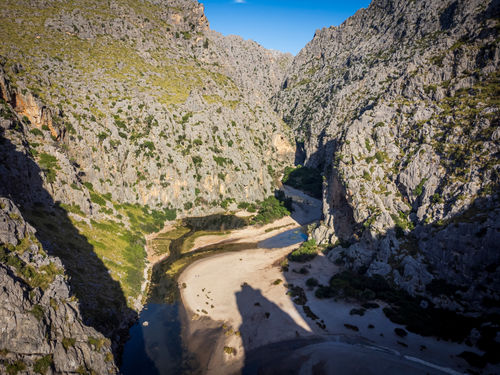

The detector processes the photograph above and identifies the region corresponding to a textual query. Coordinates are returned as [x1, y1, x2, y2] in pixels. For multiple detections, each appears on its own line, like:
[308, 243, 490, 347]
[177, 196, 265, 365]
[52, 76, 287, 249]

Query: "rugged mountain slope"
[0, 0, 293, 213]
[274, 0, 500, 310]
[0, 0, 293, 371]
[0, 197, 117, 374]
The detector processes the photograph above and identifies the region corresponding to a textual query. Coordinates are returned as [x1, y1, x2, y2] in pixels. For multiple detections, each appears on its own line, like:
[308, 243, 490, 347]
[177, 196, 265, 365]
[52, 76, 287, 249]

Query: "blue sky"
[201, 0, 371, 55]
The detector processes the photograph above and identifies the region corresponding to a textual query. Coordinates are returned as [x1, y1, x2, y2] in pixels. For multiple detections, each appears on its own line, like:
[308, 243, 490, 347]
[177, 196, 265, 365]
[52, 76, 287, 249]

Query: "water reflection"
[121, 216, 307, 375]
[121, 303, 185, 375]
[258, 227, 307, 249]
[122, 214, 248, 375]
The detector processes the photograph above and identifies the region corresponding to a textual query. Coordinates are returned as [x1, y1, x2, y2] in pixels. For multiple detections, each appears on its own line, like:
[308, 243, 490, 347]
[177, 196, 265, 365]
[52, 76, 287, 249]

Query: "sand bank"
[179, 244, 487, 374]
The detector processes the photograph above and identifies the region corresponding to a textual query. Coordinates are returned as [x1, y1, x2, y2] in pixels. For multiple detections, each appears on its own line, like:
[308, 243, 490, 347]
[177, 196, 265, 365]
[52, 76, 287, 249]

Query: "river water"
[120, 215, 307, 375]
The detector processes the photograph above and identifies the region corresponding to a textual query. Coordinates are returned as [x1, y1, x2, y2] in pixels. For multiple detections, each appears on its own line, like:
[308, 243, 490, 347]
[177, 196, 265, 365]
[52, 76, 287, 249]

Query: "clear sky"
[200, 0, 371, 55]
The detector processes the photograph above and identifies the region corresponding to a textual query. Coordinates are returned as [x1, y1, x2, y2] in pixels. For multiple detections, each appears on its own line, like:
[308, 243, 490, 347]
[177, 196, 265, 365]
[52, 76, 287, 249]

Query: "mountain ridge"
[0, 0, 294, 372]
[0, 0, 499, 373]
[274, 0, 499, 310]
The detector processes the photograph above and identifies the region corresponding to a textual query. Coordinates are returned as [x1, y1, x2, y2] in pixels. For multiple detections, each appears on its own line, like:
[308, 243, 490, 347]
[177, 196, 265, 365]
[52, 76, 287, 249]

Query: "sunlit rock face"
[0, 0, 294, 214]
[273, 0, 500, 310]
[0, 0, 294, 372]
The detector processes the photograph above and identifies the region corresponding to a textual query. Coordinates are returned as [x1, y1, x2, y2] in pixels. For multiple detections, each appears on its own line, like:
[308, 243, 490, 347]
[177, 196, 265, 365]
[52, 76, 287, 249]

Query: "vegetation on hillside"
[26, 197, 176, 308]
[289, 239, 318, 262]
[251, 195, 291, 225]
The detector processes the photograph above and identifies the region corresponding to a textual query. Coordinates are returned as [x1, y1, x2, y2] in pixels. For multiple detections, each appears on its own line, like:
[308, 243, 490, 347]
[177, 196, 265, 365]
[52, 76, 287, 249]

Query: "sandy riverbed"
[179, 244, 487, 374]
[164, 186, 495, 374]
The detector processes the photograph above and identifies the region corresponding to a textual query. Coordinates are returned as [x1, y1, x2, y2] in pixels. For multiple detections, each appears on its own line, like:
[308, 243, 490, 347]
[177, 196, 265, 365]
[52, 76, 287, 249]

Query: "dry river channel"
[120, 187, 479, 375]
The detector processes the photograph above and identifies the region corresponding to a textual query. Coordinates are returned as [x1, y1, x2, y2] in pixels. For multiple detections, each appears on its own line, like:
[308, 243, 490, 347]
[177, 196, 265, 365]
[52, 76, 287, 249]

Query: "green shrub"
[30, 305, 45, 321]
[315, 285, 336, 299]
[431, 193, 444, 204]
[30, 128, 44, 137]
[350, 308, 366, 316]
[252, 196, 290, 224]
[141, 141, 155, 151]
[391, 211, 414, 237]
[88, 337, 106, 350]
[6, 360, 26, 375]
[267, 165, 274, 177]
[414, 178, 428, 196]
[237, 202, 257, 212]
[89, 192, 106, 206]
[306, 277, 318, 287]
[374, 151, 388, 164]
[365, 139, 372, 152]
[213, 156, 232, 166]
[97, 132, 108, 142]
[34, 355, 53, 374]
[38, 153, 59, 184]
[289, 239, 317, 262]
[62, 337, 76, 350]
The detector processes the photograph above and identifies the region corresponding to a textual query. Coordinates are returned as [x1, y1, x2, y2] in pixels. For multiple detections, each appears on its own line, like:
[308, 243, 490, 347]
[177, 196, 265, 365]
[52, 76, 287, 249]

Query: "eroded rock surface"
[0, 197, 117, 374]
[274, 0, 500, 310]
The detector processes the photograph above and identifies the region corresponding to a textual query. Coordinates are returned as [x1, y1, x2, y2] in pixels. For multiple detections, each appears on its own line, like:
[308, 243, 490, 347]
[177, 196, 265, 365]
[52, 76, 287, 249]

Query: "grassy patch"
[87, 337, 107, 351]
[0, 244, 63, 290]
[150, 225, 190, 257]
[390, 211, 414, 237]
[62, 337, 76, 350]
[5, 360, 26, 375]
[33, 355, 52, 374]
[37, 152, 59, 183]
[29, 305, 45, 321]
[289, 239, 317, 262]
[25, 202, 176, 308]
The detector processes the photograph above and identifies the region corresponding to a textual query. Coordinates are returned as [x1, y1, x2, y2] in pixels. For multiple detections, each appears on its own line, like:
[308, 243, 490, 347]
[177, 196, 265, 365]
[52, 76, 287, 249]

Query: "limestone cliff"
[274, 0, 500, 311]
[0, 0, 294, 213]
[0, 197, 117, 374]
[0, 0, 293, 372]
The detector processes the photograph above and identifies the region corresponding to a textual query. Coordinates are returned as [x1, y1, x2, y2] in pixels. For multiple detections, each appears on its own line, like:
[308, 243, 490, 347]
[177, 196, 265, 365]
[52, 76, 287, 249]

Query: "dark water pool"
[120, 216, 307, 375]
[258, 227, 307, 249]
[120, 303, 188, 375]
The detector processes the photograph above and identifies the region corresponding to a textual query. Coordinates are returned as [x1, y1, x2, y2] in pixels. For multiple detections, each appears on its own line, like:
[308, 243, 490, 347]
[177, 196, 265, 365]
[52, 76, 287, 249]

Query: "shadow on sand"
[235, 284, 315, 374]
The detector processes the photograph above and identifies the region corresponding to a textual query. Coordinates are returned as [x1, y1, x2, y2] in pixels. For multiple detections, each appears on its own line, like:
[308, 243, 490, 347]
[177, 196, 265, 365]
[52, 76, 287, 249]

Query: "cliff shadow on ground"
[0, 128, 137, 359]
[235, 283, 318, 374]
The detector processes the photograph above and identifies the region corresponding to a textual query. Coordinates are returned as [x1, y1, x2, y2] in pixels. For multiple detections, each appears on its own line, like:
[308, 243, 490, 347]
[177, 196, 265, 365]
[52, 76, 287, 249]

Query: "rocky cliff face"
[2, 0, 499, 371]
[0, 0, 293, 214]
[0, 0, 293, 372]
[0, 197, 117, 374]
[274, 0, 500, 311]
